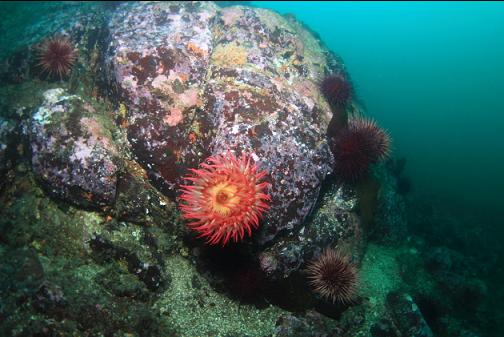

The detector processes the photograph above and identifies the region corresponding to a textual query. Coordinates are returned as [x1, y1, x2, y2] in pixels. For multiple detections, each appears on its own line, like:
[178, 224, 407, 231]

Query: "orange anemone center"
[216, 191, 229, 203]
[207, 182, 240, 216]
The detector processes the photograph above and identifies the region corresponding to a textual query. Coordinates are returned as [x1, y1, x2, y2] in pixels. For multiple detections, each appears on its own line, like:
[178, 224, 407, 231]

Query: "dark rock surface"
[259, 183, 362, 279]
[275, 311, 342, 337]
[370, 318, 399, 337]
[29, 88, 119, 208]
[0, 118, 17, 183]
[387, 291, 434, 337]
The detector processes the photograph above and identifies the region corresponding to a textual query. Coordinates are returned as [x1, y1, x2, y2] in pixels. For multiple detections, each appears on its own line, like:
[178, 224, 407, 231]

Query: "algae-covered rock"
[106, 1, 338, 246]
[259, 183, 363, 279]
[0, 117, 17, 181]
[0, 174, 177, 336]
[275, 311, 343, 337]
[29, 88, 119, 208]
[387, 291, 434, 337]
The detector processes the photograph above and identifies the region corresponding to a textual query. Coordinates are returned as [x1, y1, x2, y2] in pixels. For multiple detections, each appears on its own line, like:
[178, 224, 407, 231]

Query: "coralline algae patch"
[211, 42, 248, 67]
[107, 1, 340, 245]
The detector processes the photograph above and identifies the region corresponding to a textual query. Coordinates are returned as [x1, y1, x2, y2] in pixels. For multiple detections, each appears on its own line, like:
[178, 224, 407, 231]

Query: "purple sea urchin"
[331, 117, 391, 182]
[37, 36, 77, 79]
[306, 249, 358, 304]
[321, 75, 352, 107]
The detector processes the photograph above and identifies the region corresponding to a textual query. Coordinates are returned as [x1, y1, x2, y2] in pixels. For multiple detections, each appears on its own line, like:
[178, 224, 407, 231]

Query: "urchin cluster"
[331, 117, 391, 182]
[179, 151, 271, 246]
[306, 249, 358, 304]
[37, 36, 77, 79]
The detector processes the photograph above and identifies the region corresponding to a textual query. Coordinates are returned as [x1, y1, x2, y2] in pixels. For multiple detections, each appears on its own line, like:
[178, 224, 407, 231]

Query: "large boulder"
[106, 1, 340, 245]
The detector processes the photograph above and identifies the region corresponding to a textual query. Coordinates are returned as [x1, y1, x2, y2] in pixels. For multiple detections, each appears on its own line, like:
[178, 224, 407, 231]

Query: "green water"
[256, 1, 504, 230]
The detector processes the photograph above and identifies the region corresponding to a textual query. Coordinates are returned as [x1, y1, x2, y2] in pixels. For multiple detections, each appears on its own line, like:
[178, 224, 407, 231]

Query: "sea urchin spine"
[179, 151, 271, 246]
[306, 249, 358, 304]
[37, 36, 77, 79]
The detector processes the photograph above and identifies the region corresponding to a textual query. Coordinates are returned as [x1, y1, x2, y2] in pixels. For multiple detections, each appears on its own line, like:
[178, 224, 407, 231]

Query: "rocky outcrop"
[106, 1, 340, 245]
